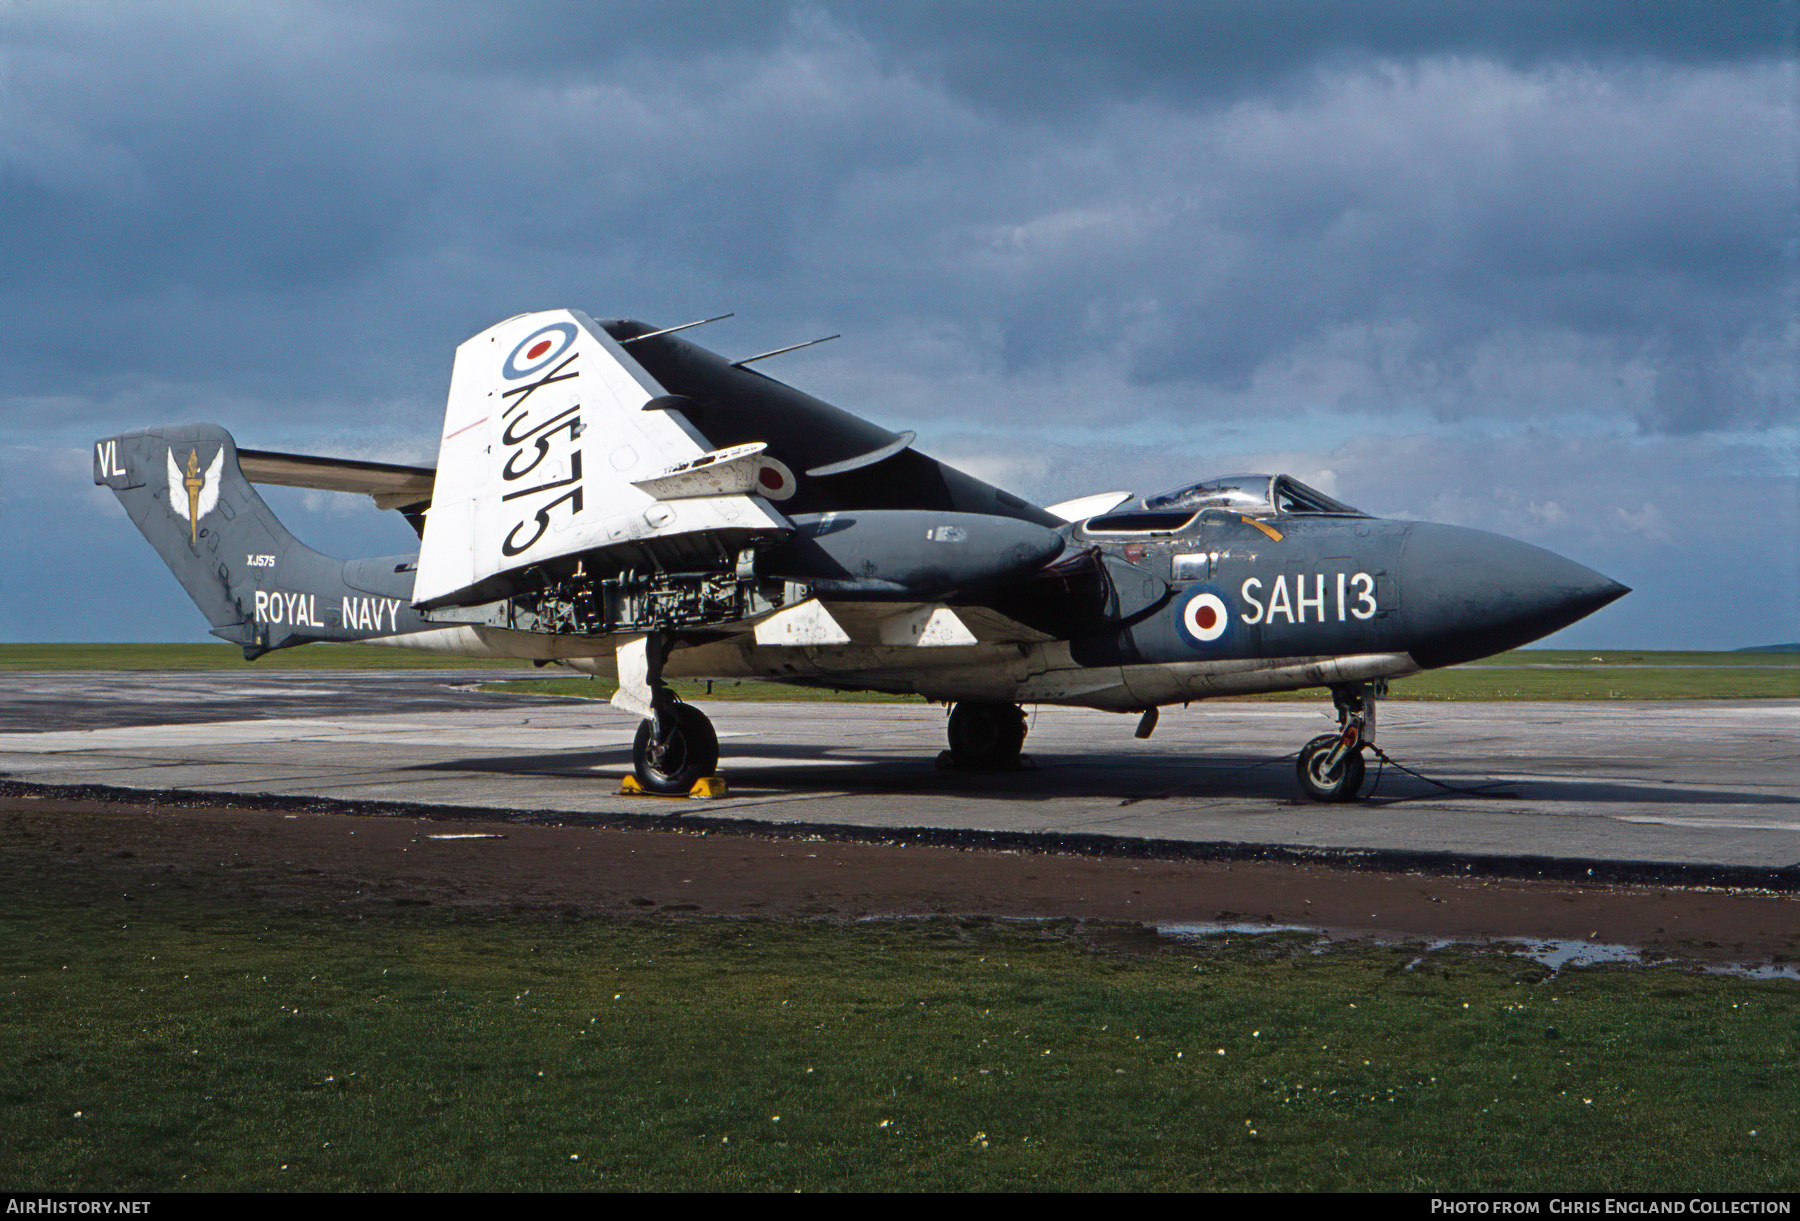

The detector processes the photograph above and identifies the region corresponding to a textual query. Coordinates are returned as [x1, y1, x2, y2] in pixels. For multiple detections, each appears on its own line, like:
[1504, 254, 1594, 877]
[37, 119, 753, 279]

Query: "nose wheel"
[1296, 682, 1378, 802]
[1297, 733, 1367, 802]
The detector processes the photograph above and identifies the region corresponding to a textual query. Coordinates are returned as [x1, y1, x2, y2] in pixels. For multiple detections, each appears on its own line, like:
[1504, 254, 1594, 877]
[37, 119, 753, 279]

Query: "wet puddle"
[1157, 922, 1800, 980]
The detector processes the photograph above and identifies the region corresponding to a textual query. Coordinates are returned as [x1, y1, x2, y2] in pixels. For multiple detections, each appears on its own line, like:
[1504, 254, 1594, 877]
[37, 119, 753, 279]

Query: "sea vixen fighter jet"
[94, 309, 1627, 800]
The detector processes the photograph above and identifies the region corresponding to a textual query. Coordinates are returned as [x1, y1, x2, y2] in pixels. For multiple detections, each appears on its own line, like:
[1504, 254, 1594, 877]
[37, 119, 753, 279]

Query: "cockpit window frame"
[1141, 473, 1368, 519]
[1271, 475, 1366, 517]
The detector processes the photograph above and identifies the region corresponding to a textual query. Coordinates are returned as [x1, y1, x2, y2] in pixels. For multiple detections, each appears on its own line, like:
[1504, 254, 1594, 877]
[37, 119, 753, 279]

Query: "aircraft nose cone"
[1400, 523, 1629, 669]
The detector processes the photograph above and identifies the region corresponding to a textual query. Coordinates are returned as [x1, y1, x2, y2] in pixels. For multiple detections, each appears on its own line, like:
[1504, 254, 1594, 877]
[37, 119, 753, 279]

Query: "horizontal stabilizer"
[236, 449, 436, 510]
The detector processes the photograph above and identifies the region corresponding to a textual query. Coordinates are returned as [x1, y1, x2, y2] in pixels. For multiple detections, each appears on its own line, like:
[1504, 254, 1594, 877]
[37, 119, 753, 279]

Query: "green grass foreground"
[2, 875, 1795, 1191]
[1390, 651, 1799, 701]
[481, 648, 1800, 704]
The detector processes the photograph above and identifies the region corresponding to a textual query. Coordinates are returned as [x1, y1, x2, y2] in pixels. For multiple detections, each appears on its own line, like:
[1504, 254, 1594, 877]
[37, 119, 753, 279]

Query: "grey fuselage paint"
[1060, 510, 1624, 671]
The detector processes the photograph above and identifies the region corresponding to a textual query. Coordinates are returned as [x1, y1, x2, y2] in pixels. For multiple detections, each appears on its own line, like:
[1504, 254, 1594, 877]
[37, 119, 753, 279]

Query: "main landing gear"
[1296, 682, 1377, 802]
[944, 701, 1029, 770]
[634, 702, 719, 795]
[615, 631, 721, 795]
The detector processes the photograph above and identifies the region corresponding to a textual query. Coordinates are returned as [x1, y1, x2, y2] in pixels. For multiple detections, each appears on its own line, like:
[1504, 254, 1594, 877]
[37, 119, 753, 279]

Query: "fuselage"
[358, 499, 1626, 711]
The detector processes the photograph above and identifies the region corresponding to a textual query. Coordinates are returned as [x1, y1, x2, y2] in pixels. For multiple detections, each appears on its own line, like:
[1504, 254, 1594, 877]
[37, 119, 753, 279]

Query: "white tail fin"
[413, 309, 790, 608]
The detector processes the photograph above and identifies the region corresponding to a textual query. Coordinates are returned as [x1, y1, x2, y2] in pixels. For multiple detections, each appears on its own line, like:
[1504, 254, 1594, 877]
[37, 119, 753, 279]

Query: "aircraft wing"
[413, 309, 793, 609]
[598, 319, 1065, 529]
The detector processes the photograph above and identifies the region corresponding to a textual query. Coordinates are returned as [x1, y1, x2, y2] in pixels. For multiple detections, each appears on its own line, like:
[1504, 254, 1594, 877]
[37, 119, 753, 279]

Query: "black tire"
[946, 702, 1027, 769]
[633, 704, 720, 795]
[1296, 733, 1367, 803]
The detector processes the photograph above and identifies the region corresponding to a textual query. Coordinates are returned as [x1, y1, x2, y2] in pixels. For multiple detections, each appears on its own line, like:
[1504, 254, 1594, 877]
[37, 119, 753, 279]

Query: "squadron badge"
[167, 446, 223, 544]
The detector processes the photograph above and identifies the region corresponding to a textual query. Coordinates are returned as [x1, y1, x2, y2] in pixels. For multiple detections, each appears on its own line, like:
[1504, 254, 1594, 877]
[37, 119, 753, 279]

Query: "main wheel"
[946, 701, 1027, 769]
[1296, 733, 1366, 803]
[633, 704, 720, 795]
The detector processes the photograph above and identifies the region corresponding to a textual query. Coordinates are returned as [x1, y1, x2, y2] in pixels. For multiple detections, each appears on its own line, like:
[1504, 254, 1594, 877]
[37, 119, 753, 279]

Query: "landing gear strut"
[945, 701, 1028, 770]
[614, 631, 720, 795]
[1296, 682, 1378, 803]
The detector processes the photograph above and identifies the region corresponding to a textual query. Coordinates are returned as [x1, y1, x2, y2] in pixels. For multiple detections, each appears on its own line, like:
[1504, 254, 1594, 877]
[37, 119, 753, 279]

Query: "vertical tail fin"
[94, 423, 423, 657]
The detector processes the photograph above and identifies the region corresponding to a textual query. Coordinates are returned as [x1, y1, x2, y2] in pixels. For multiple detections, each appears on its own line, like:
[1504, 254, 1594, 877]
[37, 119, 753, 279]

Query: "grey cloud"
[230, 2, 1795, 92]
[5, 6, 1788, 438]
[955, 59, 1791, 431]
[802, 1, 1797, 117]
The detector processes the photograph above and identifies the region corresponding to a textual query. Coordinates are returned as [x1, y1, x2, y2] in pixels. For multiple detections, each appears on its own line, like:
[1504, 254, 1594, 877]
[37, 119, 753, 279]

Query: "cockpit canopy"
[1141, 474, 1366, 518]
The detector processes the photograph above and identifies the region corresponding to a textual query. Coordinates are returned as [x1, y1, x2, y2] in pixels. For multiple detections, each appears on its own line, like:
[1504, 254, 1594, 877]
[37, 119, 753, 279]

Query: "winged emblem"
[166, 446, 223, 543]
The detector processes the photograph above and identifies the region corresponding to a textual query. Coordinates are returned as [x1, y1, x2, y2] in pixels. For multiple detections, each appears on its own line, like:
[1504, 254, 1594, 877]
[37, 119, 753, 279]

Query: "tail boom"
[95, 423, 431, 658]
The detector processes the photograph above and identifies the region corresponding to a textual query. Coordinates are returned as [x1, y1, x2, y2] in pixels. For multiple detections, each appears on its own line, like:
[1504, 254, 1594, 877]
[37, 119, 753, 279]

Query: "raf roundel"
[502, 322, 578, 381]
[1180, 589, 1229, 645]
[756, 456, 797, 501]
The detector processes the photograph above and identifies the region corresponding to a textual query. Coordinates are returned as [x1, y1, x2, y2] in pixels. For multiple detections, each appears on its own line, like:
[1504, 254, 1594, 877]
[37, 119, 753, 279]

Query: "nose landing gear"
[1296, 682, 1379, 802]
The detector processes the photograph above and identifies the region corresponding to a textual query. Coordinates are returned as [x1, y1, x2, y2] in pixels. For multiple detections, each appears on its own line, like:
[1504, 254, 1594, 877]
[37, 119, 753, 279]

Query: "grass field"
[2, 643, 1793, 699]
[1388, 651, 1799, 701]
[3, 858, 1795, 1192]
[0, 643, 533, 672]
[483, 655, 1799, 704]
[481, 648, 1799, 703]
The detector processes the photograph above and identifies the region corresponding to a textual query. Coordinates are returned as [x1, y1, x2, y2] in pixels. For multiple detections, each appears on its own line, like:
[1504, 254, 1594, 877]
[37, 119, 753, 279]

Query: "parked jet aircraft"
[95, 309, 1627, 800]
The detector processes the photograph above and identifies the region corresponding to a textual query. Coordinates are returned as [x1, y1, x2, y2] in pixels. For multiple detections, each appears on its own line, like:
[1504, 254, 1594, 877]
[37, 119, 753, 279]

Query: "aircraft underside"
[364, 623, 1420, 709]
